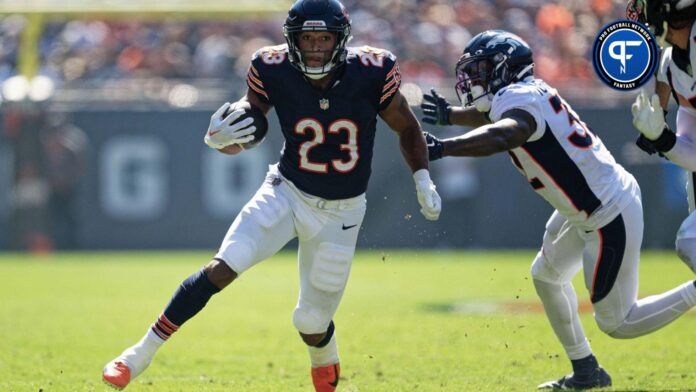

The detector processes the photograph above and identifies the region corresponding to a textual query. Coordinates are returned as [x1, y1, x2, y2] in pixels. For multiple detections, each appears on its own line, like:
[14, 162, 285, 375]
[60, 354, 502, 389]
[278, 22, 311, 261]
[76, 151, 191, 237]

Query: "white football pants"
[215, 164, 366, 334]
[531, 192, 696, 360]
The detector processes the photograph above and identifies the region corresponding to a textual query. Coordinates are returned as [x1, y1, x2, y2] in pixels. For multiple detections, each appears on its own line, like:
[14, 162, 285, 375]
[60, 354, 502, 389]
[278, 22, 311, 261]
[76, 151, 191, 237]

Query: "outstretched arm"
[420, 88, 490, 127]
[449, 106, 492, 128]
[379, 90, 441, 221]
[437, 109, 536, 158]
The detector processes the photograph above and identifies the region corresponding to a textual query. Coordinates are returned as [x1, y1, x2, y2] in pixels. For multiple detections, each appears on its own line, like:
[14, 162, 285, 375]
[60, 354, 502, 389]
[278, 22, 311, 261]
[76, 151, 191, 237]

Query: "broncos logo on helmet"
[283, 0, 352, 79]
[455, 30, 534, 113]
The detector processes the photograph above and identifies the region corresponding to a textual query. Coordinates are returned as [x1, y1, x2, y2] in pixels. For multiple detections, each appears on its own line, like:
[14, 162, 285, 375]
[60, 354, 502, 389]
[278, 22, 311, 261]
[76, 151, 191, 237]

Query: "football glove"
[204, 102, 256, 149]
[423, 131, 444, 161]
[413, 169, 441, 221]
[421, 88, 452, 126]
[631, 91, 664, 140]
[631, 91, 676, 154]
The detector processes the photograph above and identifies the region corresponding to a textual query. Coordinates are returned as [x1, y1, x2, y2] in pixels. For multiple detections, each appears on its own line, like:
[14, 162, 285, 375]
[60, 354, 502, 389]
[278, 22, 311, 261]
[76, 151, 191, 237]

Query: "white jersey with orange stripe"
[655, 20, 696, 211]
[489, 78, 639, 229]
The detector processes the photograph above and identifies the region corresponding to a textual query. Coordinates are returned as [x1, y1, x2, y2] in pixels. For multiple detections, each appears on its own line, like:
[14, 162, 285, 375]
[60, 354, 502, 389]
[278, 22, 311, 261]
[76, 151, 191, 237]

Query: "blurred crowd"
[0, 0, 626, 90]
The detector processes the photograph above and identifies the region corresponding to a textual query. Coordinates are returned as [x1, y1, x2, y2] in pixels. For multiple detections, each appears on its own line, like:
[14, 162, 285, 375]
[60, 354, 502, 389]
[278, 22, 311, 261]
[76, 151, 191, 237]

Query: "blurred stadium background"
[0, 0, 685, 252]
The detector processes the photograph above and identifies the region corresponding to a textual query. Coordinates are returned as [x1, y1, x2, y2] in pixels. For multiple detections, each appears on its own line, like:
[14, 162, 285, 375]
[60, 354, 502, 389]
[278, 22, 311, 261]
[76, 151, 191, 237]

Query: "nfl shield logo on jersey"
[319, 98, 330, 110]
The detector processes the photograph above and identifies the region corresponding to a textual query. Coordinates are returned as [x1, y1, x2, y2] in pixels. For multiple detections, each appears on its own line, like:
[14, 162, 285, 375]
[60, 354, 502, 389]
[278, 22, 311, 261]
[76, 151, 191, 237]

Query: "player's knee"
[531, 253, 560, 284]
[675, 237, 696, 273]
[299, 331, 325, 346]
[598, 320, 633, 339]
[203, 259, 238, 289]
[217, 233, 257, 276]
[309, 243, 353, 293]
[532, 276, 559, 298]
[593, 311, 627, 338]
[298, 320, 335, 347]
[596, 318, 619, 336]
[292, 306, 327, 335]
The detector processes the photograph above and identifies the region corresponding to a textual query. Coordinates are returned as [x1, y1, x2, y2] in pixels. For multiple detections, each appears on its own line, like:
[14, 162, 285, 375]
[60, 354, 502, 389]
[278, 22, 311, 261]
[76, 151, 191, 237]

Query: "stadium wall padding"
[0, 107, 685, 250]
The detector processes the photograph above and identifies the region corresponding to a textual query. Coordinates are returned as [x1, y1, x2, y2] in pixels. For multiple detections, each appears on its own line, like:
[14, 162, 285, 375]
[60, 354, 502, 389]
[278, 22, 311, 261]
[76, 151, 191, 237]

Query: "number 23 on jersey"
[294, 118, 359, 174]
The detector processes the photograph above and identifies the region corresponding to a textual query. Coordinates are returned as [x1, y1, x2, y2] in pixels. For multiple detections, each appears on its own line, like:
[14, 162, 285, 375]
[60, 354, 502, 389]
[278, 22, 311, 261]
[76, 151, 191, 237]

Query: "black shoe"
[538, 367, 612, 390]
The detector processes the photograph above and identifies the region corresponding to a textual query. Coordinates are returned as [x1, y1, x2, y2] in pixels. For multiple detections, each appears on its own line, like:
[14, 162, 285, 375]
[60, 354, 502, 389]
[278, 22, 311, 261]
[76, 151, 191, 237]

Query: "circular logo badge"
[592, 20, 658, 90]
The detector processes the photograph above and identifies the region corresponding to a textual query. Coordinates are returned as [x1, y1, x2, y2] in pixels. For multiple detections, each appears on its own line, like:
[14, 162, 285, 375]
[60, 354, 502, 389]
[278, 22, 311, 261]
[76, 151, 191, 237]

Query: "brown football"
[222, 101, 269, 149]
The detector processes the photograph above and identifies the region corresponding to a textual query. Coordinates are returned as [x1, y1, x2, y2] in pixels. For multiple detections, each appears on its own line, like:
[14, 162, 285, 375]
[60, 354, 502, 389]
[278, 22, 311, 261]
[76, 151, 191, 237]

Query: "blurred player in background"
[421, 30, 696, 390]
[102, 0, 441, 391]
[628, 0, 696, 274]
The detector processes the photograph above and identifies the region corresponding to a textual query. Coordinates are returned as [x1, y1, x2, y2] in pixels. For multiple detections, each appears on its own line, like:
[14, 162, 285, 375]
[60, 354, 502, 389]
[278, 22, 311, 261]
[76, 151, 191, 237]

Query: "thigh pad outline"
[309, 242, 354, 293]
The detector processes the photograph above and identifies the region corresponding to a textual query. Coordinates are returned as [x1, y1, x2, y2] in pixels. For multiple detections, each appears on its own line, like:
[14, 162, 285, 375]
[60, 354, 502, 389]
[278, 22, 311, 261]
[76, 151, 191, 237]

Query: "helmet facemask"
[455, 53, 510, 113]
[284, 23, 351, 79]
[455, 50, 534, 113]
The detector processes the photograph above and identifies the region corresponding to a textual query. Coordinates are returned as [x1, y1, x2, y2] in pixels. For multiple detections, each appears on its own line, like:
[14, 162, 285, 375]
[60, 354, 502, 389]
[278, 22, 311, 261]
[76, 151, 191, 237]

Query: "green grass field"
[1, 250, 694, 391]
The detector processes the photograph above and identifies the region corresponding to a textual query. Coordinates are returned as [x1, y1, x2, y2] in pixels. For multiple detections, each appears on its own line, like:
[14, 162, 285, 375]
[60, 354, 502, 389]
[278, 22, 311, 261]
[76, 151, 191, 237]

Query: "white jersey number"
[295, 118, 359, 173]
[549, 94, 595, 148]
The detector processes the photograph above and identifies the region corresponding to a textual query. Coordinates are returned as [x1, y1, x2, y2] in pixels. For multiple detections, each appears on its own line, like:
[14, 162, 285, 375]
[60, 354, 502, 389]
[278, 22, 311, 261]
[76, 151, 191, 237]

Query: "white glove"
[413, 169, 441, 221]
[631, 91, 665, 141]
[204, 102, 257, 149]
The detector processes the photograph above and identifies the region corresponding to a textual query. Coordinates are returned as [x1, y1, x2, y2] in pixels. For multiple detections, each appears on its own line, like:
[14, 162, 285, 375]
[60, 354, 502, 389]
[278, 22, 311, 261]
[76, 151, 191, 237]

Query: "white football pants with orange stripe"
[215, 164, 366, 336]
[530, 188, 696, 360]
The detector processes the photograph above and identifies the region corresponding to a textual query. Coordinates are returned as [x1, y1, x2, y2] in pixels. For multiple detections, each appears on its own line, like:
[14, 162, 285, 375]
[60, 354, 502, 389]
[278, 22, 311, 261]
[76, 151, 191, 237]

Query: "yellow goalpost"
[0, 0, 290, 77]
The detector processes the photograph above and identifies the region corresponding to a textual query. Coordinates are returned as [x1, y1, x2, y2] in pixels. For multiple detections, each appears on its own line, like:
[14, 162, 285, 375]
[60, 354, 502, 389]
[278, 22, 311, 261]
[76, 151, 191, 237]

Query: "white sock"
[118, 329, 164, 378]
[608, 281, 696, 338]
[308, 334, 339, 367]
[534, 278, 593, 360]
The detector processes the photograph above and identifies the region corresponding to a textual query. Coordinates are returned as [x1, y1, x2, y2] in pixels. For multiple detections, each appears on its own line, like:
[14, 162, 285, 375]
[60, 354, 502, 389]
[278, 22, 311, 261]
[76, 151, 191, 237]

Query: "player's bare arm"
[420, 88, 490, 127]
[379, 90, 429, 172]
[379, 90, 441, 220]
[428, 109, 535, 159]
[246, 88, 273, 115]
[449, 105, 491, 127]
[655, 81, 671, 109]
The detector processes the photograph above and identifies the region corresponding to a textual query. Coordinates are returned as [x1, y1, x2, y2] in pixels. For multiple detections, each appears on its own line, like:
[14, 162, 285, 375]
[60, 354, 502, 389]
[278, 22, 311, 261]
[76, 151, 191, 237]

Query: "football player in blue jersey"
[102, 0, 441, 391]
[421, 30, 696, 390]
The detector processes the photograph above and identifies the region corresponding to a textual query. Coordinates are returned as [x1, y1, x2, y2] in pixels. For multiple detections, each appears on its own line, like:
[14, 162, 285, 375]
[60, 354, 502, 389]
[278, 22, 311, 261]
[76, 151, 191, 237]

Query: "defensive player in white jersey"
[421, 30, 696, 390]
[102, 1, 441, 391]
[628, 0, 696, 273]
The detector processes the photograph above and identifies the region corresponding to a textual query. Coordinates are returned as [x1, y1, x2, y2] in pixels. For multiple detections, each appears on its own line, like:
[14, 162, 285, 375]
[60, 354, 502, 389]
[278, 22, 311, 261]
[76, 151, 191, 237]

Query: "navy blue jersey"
[246, 44, 401, 200]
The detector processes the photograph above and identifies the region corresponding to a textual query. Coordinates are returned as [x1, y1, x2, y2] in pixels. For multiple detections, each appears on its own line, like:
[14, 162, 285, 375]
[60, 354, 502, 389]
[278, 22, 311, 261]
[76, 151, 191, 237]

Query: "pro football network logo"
[592, 20, 658, 90]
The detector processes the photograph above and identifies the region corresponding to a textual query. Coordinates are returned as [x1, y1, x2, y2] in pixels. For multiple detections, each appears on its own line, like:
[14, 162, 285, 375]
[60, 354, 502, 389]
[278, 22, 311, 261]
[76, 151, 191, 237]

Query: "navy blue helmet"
[455, 30, 534, 108]
[627, 0, 696, 38]
[283, 0, 352, 78]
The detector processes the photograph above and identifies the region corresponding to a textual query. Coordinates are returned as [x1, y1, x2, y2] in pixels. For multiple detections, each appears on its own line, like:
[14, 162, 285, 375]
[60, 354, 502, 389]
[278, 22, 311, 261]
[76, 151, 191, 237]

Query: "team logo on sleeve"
[591, 20, 658, 90]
